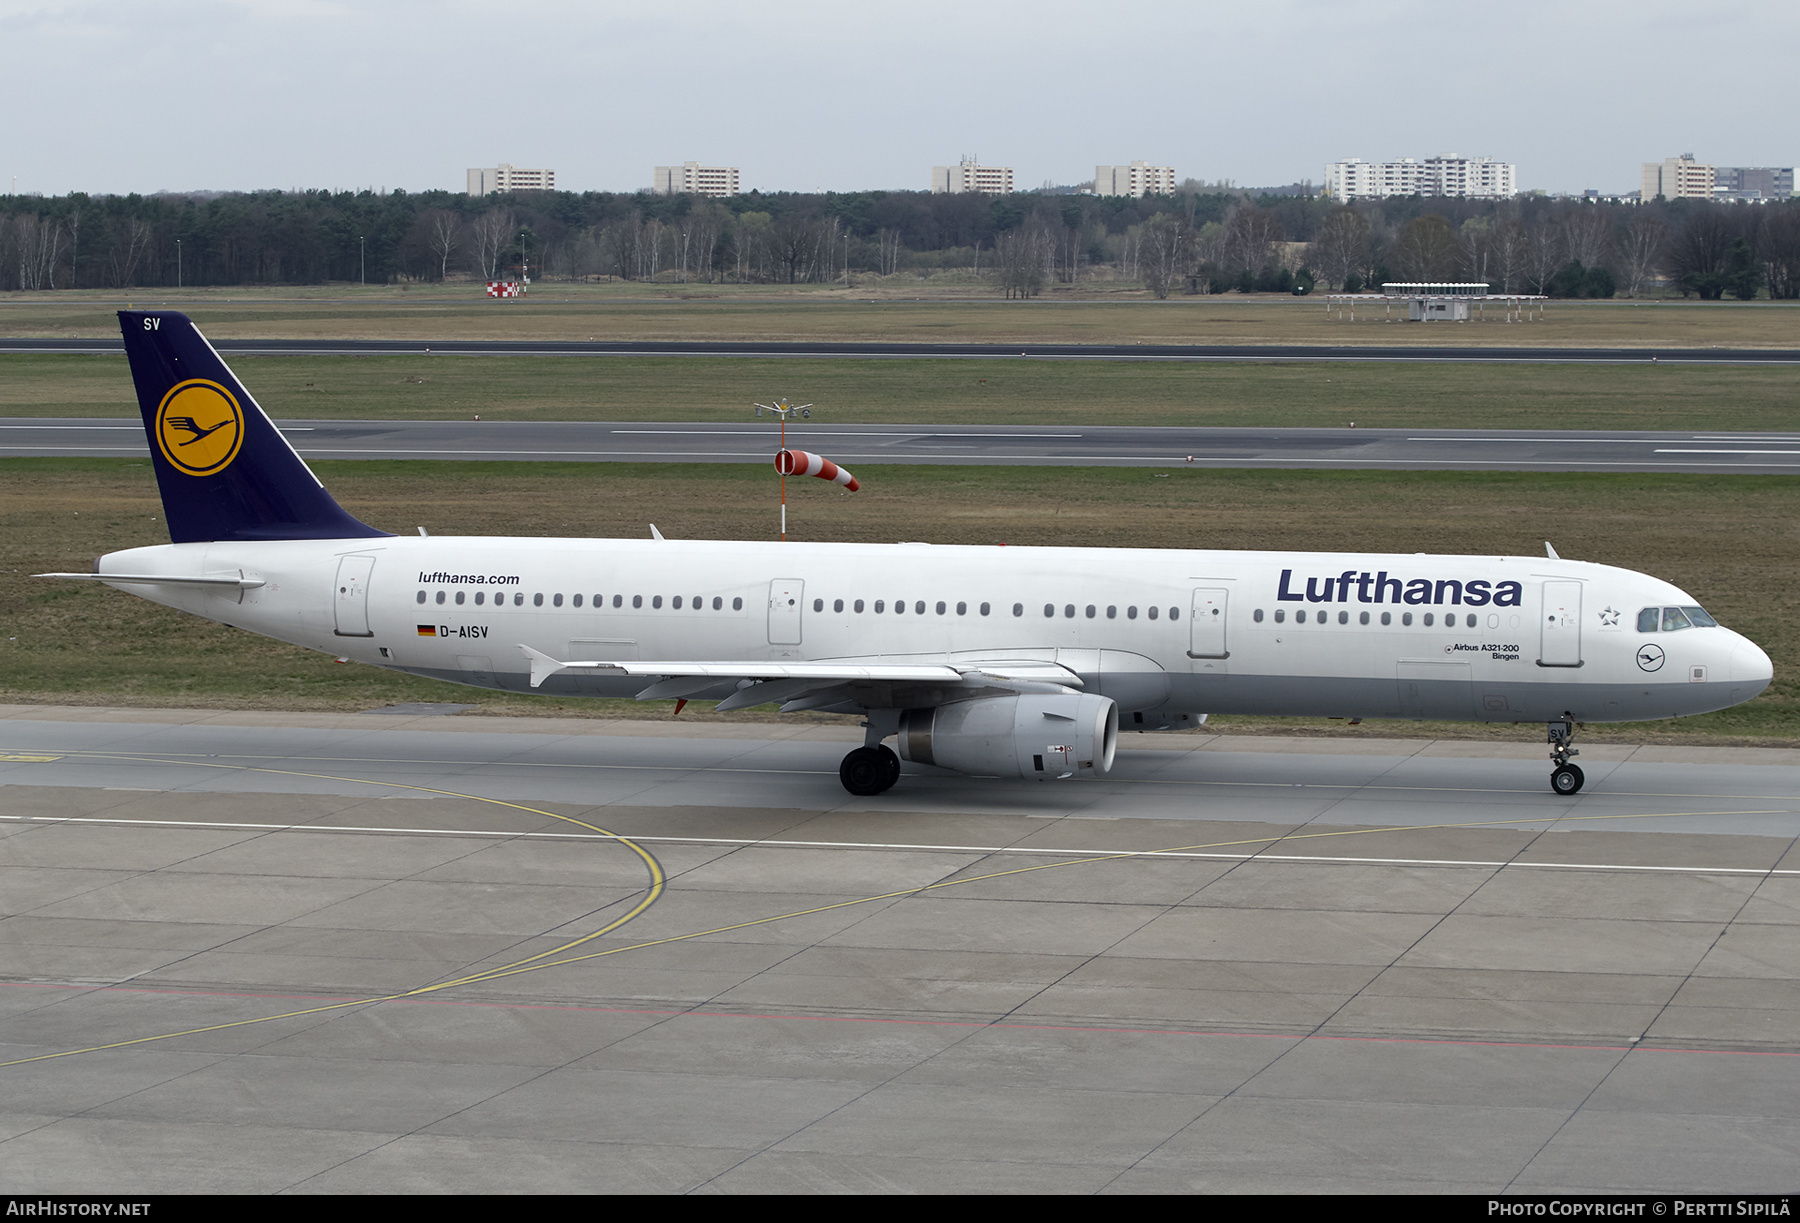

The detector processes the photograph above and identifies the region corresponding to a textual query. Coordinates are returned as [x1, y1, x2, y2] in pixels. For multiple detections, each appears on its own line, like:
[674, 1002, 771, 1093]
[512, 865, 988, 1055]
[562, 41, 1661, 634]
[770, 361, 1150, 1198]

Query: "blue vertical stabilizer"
[118, 310, 391, 543]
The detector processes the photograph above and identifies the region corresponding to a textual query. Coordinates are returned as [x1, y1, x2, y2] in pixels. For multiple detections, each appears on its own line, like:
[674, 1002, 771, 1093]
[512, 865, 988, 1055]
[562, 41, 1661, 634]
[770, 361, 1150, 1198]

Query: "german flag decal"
[417, 624, 438, 636]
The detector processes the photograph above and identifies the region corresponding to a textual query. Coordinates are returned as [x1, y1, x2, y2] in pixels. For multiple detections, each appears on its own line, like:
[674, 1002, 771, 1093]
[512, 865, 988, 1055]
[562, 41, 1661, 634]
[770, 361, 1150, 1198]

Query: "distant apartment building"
[1095, 161, 1176, 197]
[1714, 165, 1795, 202]
[1641, 154, 1714, 201]
[652, 163, 741, 197]
[1324, 155, 1515, 201]
[931, 158, 1014, 195]
[466, 164, 555, 196]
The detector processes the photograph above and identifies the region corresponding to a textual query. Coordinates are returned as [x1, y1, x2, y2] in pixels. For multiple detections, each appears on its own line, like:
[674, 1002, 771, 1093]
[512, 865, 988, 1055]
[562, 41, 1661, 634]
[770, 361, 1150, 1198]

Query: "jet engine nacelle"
[897, 693, 1119, 780]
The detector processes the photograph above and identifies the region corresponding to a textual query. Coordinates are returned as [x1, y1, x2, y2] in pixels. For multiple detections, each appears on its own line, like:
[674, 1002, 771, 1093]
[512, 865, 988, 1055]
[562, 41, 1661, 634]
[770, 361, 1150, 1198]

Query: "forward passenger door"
[1188, 588, 1229, 659]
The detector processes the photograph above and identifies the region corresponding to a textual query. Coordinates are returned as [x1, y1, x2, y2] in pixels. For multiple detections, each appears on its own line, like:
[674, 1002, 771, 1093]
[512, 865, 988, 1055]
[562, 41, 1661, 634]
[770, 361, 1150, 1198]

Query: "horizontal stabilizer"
[37, 572, 265, 589]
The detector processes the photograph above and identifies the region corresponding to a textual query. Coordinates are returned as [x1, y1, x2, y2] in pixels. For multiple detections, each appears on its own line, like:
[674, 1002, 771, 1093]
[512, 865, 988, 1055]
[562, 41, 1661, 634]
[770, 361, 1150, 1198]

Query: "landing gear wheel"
[1547, 716, 1583, 796]
[841, 747, 898, 796]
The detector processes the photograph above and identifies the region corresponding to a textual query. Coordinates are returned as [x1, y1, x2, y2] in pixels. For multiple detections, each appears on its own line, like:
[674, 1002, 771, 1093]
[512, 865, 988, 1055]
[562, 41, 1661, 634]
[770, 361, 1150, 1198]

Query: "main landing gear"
[840, 745, 901, 796]
[1548, 717, 1584, 795]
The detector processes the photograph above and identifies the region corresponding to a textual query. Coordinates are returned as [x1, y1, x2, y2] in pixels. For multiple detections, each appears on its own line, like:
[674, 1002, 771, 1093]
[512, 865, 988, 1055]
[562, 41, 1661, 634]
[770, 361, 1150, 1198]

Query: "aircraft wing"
[517, 644, 1081, 709]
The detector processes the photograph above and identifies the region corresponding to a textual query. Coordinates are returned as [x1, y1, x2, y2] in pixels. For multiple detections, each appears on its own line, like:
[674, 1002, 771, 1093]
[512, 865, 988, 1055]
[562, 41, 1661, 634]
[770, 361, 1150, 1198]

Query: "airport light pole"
[175, 239, 181, 289]
[360, 236, 365, 286]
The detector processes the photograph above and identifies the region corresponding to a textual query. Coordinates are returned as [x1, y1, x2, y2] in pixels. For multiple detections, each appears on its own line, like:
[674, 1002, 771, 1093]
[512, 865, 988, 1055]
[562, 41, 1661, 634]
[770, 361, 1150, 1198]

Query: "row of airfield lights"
[755, 399, 859, 541]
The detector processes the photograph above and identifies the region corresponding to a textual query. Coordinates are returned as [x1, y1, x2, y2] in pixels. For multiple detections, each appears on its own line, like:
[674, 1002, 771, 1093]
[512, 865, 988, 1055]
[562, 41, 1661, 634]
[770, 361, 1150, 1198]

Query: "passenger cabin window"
[435, 591, 446, 605]
[813, 598, 824, 612]
[476, 592, 485, 605]
[1253, 608, 1264, 623]
[732, 597, 743, 610]
[416, 591, 426, 604]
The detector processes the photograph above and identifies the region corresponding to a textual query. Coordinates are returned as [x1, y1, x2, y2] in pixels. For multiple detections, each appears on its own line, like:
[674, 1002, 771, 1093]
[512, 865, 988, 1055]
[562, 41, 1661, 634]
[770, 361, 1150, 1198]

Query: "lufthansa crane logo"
[154, 379, 244, 476]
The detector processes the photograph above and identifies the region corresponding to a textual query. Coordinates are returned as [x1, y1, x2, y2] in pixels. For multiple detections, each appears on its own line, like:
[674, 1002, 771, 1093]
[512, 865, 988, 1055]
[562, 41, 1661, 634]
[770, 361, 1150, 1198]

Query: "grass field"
[5, 351, 1798, 432]
[4, 457, 1794, 744]
[3, 282, 1799, 348]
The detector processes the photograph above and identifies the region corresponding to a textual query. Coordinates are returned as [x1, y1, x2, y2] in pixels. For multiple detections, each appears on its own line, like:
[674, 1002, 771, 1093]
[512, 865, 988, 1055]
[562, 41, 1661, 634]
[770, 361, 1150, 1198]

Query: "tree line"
[1, 185, 1795, 300]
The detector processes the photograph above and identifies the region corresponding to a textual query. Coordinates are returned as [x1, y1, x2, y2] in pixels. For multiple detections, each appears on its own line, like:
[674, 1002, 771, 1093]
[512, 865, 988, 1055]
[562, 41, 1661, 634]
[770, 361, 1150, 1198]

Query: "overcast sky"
[4, 0, 1792, 198]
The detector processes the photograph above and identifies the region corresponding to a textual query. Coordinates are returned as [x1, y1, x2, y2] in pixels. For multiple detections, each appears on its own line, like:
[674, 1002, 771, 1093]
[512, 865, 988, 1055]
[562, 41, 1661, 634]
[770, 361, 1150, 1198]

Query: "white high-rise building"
[931, 158, 1014, 195]
[652, 163, 741, 197]
[466, 164, 556, 197]
[1325, 156, 1515, 201]
[1641, 154, 1714, 201]
[1095, 162, 1176, 197]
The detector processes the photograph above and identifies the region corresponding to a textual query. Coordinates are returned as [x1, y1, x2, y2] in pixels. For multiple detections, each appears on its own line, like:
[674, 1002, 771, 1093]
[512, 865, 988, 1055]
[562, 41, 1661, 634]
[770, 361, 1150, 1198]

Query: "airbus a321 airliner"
[43, 311, 1774, 797]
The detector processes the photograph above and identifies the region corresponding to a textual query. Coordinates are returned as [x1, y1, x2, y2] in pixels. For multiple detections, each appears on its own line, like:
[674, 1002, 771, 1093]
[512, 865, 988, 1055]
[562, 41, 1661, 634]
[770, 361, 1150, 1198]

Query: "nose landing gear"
[1548, 717, 1584, 795]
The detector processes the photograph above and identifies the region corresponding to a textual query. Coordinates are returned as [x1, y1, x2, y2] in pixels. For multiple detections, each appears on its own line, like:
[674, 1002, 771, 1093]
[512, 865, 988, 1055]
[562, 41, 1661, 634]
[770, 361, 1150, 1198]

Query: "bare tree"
[995, 225, 1051, 299]
[1391, 215, 1458, 281]
[106, 217, 152, 287]
[767, 213, 817, 283]
[425, 211, 463, 281]
[1522, 218, 1565, 295]
[1488, 215, 1529, 293]
[1455, 218, 1493, 284]
[876, 227, 903, 276]
[1562, 206, 1613, 270]
[1221, 204, 1283, 274]
[1616, 211, 1666, 297]
[469, 207, 514, 279]
[17, 215, 65, 290]
[1139, 212, 1192, 299]
[1311, 207, 1370, 290]
[1759, 207, 1800, 300]
[1664, 208, 1733, 298]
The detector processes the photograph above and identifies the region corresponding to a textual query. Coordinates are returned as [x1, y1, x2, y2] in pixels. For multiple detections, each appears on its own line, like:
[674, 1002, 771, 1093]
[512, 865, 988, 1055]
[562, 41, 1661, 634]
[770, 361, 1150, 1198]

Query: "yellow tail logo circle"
[155, 380, 244, 476]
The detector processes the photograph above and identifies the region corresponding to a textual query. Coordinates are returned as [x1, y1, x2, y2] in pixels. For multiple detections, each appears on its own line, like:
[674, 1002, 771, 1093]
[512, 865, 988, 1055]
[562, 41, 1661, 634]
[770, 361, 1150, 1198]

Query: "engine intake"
[897, 693, 1119, 780]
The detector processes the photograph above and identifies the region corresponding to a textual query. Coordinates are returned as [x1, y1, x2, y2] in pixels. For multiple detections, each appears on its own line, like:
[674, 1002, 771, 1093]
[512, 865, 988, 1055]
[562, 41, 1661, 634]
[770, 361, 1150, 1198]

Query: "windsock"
[774, 449, 859, 492]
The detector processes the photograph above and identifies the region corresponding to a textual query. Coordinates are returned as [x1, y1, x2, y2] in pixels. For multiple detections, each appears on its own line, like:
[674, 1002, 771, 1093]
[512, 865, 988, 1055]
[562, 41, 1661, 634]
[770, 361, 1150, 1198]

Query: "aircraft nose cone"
[1729, 638, 1774, 692]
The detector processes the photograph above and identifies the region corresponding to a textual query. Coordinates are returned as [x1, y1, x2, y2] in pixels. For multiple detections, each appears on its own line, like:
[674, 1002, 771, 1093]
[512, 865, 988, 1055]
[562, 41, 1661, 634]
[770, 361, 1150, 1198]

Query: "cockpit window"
[1683, 605, 1718, 627]
[1662, 607, 1693, 632]
[1637, 608, 1659, 632]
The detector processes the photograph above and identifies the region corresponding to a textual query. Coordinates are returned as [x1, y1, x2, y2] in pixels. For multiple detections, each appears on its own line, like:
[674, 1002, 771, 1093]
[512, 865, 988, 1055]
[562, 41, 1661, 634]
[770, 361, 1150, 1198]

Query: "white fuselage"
[97, 535, 1774, 727]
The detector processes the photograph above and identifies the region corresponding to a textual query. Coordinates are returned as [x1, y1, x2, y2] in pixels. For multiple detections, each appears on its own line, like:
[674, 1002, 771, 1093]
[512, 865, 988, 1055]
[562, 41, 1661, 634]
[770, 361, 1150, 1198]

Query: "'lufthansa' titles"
[1277, 569, 1523, 607]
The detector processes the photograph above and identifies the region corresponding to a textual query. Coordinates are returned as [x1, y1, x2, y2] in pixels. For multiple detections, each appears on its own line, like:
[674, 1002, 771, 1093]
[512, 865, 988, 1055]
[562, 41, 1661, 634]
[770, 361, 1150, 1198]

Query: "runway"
[7, 336, 1800, 364]
[10, 418, 1800, 473]
[2, 705, 1797, 1193]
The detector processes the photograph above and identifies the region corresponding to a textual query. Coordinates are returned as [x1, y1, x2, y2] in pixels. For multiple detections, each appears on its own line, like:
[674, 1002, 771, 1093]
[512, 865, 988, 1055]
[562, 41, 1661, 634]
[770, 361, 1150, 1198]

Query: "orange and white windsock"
[774, 449, 859, 492]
